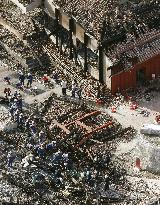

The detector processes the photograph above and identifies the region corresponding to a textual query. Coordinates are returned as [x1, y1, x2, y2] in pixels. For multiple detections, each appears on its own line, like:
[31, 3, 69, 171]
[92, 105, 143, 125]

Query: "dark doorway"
[136, 68, 146, 85]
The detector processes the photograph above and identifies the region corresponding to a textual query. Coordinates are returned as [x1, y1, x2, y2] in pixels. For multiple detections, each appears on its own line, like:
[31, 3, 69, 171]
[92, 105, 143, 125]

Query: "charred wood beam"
[69, 18, 74, 59]
[84, 33, 88, 72]
[98, 43, 104, 83]
[76, 120, 92, 132]
[52, 119, 70, 134]
[55, 8, 59, 48]
[66, 110, 101, 126]
[77, 121, 113, 147]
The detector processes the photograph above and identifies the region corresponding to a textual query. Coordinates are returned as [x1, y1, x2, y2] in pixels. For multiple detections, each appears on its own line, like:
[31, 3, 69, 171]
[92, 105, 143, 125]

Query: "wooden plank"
[52, 119, 70, 134]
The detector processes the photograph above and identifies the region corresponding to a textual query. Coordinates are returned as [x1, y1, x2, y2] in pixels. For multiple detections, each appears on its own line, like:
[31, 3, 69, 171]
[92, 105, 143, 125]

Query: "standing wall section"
[43, 0, 115, 86]
[111, 54, 160, 94]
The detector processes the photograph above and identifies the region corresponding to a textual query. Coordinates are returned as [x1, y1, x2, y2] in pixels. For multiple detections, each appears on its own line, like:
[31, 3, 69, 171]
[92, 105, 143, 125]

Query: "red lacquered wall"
[111, 54, 160, 94]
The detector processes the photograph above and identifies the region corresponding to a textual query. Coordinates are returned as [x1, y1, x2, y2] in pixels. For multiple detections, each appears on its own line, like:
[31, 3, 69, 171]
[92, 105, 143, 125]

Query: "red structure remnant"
[76, 120, 92, 132]
[66, 110, 101, 126]
[52, 119, 70, 134]
[111, 54, 160, 94]
[77, 121, 113, 147]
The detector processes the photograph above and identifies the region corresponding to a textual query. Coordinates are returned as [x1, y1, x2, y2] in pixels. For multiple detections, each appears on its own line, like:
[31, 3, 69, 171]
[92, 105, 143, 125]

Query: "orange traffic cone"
[111, 106, 116, 113]
[130, 102, 138, 110]
[135, 158, 141, 170]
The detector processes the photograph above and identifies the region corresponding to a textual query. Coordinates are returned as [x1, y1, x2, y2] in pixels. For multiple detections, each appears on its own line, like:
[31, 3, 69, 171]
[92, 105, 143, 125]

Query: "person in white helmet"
[27, 73, 33, 88]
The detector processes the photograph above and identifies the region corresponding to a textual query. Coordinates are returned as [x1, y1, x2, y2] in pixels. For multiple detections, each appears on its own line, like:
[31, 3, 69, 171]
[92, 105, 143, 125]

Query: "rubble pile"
[0, 45, 19, 71]
[1, 1, 40, 35]
[52, 0, 160, 63]
[0, 1, 160, 204]
[125, 79, 160, 102]
[18, 0, 34, 6]
[0, 89, 138, 205]
[30, 35, 113, 103]
[0, 28, 33, 60]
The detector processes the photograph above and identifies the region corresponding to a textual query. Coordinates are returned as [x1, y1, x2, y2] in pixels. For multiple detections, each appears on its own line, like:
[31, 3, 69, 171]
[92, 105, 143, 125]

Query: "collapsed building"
[1, 0, 160, 93]
[0, 0, 160, 204]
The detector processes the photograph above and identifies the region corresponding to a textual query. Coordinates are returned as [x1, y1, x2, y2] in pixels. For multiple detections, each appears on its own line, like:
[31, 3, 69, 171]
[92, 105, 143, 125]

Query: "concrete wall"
[74, 23, 85, 43]
[88, 65, 99, 80]
[59, 12, 70, 31]
[44, 0, 112, 86]
[44, 0, 56, 18]
[44, 0, 97, 52]
[88, 36, 98, 53]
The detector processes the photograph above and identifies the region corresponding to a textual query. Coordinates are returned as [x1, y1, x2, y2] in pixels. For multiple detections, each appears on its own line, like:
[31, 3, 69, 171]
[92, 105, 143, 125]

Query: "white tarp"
[140, 124, 160, 136]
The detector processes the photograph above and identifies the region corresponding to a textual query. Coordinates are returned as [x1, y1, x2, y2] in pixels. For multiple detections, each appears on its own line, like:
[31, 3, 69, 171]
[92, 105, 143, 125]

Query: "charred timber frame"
[76, 120, 92, 132]
[77, 121, 113, 147]
[84, 33, 88, 72]
[51, 111, 113, 148]
[65, 110, 101, 127]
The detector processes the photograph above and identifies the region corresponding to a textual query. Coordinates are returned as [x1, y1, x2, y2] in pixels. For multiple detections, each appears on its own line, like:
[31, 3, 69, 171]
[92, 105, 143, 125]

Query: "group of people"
[3, 73, 34, 127]
[60, 79, 82, 99]
[17, 71, 33, 89]
[4, 72, 33, 89]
